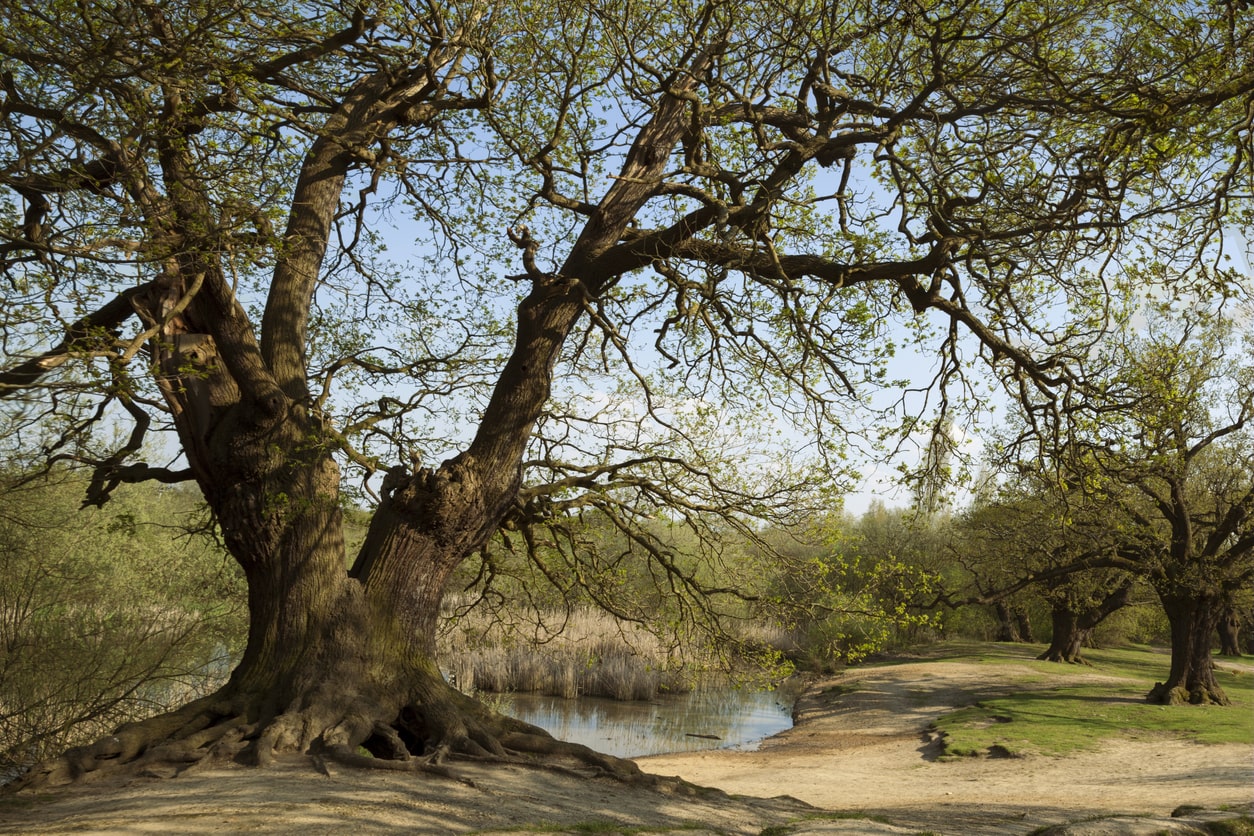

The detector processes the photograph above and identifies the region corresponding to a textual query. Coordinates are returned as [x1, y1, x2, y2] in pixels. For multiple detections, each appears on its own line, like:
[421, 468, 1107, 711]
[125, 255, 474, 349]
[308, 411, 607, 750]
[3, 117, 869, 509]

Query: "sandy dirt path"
[639, 653, 1254, 834]
[1, 648, 1251, 835]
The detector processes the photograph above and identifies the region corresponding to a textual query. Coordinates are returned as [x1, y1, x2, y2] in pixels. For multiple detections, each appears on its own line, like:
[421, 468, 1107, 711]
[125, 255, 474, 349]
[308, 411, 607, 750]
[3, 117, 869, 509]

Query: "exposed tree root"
[498, 731, 642, 779]
[4, 675, 652, 794]
[1146, 681, 1231, 706]
[318, 744, 475, 784]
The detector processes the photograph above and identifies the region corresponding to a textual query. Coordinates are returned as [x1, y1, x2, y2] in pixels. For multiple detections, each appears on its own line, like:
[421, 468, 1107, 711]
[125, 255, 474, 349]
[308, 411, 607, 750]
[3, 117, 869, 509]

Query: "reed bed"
[438, 605, 701, 701]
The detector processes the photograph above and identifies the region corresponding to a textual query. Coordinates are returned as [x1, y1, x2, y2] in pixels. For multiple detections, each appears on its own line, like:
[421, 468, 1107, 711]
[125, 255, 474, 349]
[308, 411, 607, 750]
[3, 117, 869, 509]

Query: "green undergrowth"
[927, 644, 1253, 758]
[1205, 816, 1254, 836]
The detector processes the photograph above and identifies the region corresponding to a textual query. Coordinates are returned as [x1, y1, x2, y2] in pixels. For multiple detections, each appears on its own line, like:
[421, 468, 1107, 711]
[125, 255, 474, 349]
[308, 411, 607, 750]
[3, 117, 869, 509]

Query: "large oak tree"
[2, 0, 1251, 786]
[990, 297, 1253, 703]
[1066, 304, 1252, 703]
[949, 485, 1138, 663]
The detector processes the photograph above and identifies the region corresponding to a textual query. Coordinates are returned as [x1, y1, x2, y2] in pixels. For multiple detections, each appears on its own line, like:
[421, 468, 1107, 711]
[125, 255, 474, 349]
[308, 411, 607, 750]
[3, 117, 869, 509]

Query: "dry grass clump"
[439, 605, 697, 701]
[591, 649, 662, 700]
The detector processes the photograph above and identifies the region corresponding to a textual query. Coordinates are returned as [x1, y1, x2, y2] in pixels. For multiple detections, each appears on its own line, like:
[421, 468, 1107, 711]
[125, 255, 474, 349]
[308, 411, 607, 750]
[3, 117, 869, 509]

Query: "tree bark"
[1216, 606, 1242, 657]
[1014, 608, 1035, 644]
[1038, 608, 1091, 664]
[993, 601, 1022, 642]
[992, 602, 1032, 643]
[1038, 580, 1133, 664]
[1147, 592, 1230, 705]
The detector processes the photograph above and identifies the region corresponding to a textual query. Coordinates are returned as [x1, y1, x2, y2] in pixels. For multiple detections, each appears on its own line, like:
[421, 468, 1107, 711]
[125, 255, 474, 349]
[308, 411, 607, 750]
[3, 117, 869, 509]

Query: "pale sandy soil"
[640, 653, 1254, 834]
[2, 649, 1251, 836]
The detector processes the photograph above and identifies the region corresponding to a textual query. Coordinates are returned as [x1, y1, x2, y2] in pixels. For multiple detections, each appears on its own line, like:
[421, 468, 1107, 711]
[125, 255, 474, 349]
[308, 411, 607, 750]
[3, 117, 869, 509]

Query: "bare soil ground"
[641, 653, 1254, 834]
[2, 650, 1251, 835]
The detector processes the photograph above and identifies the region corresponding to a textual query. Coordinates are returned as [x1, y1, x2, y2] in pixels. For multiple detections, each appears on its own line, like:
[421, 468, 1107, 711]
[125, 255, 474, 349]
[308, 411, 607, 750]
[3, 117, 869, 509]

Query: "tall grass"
[439, 604, 728, 700]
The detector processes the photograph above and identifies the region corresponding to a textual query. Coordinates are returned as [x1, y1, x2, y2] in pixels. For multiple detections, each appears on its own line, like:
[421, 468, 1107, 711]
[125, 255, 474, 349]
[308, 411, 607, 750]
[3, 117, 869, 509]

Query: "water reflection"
[504, 688, 793, 758]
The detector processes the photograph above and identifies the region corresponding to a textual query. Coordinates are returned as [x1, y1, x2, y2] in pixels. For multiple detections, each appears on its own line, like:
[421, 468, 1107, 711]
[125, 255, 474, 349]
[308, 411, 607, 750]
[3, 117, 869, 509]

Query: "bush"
[1092, 602, 1170, 648]
[0, 472, 246, 780]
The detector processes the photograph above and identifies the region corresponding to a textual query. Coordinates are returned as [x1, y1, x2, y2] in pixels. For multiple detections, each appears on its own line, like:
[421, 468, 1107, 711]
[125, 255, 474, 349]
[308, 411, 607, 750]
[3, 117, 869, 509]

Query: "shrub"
[0, 473, 246, 780]
[1092, 603, 1170, 648]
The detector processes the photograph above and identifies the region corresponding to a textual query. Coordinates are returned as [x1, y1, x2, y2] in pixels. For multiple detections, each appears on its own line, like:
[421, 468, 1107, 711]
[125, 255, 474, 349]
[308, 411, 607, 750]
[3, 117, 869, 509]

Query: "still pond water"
[503, 687, 794, 758]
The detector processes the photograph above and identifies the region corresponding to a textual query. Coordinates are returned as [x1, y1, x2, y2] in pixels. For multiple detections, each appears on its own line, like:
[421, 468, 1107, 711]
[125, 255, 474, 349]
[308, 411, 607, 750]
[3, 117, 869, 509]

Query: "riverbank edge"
[2, 645, 1252, 835]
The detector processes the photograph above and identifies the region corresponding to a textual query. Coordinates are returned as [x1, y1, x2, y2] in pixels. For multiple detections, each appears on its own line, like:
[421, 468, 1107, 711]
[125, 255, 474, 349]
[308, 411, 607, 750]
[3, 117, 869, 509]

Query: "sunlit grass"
[928, 644, 1254, 758]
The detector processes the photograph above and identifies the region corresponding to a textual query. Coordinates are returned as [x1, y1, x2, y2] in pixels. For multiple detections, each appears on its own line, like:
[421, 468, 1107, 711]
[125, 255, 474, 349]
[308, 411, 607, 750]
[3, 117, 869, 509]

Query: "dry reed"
[438, 605, 697, 701]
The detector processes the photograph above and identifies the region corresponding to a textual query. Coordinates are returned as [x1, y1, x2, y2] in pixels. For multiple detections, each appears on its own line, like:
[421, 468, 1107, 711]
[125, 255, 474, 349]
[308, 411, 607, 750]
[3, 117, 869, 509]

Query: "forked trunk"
[1148, 592, 1229, 705]
[5, 42, 711, 793]
[1014, 608, 1035, 644]
[992, 601, 1020, 642]
[992, 602, 1031, 643]
[1038, 608, 1091, 664]
[11, 436, 639, 791]
[1038, 581, 1132, 665]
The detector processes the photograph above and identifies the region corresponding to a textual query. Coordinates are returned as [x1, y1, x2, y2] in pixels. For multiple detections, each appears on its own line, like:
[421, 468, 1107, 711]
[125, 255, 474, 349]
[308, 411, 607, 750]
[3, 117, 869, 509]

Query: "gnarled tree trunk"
[992, 601, 1032, 643]
[1147, 592, 1229, 705]
[1216, 606, 1243, 657]
[8, 42, 711, 792]
[1038, 580, 1133, 664]
[13, 415, 639, 790]
[1015, 608, 1035, 644]
[1038, 608, 1091, 664]
[7, 219, 627, 792]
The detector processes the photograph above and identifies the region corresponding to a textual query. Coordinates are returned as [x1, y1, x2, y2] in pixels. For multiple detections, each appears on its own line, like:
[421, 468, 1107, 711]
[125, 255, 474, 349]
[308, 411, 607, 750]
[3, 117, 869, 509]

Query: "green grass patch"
[888, 639, 1039, 665]
[929, 645, 1253, 758]
[1206, 816, 1254, 836]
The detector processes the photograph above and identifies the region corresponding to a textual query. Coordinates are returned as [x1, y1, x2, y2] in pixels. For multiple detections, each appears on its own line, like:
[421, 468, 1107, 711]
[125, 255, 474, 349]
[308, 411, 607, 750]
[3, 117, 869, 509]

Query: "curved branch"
[465, 42, 722, 477]
[252, 7, 375, 82]
[261, 35, 490, 396]
[0, 286, 146, 397]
